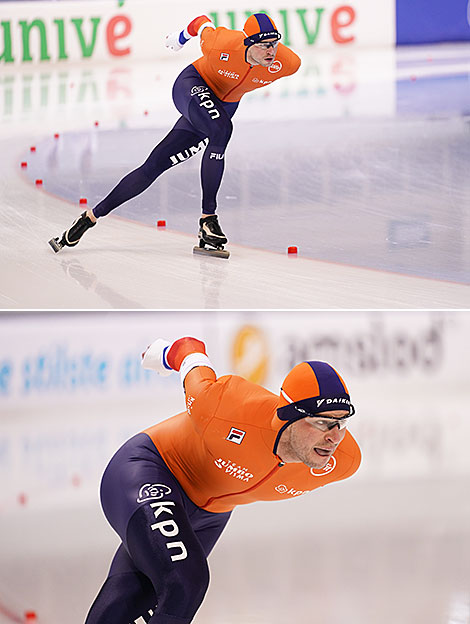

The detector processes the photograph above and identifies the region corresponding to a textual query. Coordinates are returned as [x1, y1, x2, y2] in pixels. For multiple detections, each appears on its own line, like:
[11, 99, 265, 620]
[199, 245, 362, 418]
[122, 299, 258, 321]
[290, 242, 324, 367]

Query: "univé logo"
[310, 455, 336, 477]
[268, 60, 282, 73]
[0, 13, 133, 64]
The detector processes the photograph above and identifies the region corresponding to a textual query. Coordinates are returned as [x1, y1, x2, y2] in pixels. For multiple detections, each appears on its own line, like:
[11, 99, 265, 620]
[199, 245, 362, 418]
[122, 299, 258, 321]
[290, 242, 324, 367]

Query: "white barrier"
[0, 310, 469, 513]
[0, 0, 396, 67]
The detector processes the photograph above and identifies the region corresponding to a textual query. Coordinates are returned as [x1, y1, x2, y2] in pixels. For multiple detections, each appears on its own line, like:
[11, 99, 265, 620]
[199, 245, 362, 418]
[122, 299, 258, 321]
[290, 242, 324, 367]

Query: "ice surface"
[1, 45, 469, 308]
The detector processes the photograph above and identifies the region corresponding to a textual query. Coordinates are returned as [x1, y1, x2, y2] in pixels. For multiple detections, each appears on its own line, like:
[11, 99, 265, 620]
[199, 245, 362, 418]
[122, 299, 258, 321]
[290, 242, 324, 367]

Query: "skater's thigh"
[125, 498, 210, 620]
[100, 432, 188, 545]
[172, 65, 234, 140]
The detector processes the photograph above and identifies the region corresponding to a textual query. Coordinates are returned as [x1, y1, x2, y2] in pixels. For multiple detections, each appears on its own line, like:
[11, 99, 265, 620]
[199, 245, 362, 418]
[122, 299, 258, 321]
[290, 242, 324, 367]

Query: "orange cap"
[243, 13, 281, 46]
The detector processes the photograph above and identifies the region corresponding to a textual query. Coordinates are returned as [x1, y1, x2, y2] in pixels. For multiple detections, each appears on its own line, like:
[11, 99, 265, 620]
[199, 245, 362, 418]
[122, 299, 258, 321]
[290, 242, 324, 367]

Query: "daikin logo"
[316, 397, 350, 408]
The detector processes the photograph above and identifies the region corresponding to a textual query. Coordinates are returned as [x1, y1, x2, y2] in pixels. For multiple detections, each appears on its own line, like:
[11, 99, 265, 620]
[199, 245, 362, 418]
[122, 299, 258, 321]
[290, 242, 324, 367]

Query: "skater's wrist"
[166, 337, 207, 371]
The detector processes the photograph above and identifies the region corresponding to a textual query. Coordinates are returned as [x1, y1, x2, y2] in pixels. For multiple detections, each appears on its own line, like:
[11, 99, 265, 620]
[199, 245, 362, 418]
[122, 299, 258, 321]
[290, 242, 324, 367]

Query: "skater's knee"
[208, 118, 233, 146]
[165, 559, 210, 616]
[85, 572, 154, 624]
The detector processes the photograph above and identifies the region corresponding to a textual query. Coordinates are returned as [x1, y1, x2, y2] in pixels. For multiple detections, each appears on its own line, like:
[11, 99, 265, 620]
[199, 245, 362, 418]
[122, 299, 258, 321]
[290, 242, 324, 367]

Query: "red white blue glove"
[142, 337, 214, 382]
[165, 16, 214, 52]
[141, 339, 173, 376]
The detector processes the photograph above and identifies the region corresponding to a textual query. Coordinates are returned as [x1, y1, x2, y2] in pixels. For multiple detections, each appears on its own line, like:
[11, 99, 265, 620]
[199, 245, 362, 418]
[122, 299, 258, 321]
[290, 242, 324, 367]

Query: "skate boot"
[193, 215, 230, 259]
[48, 211, 96, 253]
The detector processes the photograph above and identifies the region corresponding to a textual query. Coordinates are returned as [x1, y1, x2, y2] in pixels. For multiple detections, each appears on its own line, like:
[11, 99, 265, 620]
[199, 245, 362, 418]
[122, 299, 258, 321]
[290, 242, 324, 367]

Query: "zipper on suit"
[203, 460, 284, 508]
[224, 65, 253, 101]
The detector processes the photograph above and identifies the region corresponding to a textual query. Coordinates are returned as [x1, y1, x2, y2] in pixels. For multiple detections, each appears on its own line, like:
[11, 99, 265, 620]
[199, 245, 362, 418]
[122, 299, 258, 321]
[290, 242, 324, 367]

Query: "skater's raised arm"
[165, 15, 215, 52]
[142, 336, 217, 394]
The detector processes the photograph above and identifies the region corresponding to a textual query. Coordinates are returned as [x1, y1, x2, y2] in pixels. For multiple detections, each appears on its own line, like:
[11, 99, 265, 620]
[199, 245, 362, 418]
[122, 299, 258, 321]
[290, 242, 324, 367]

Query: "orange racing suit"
[144, 340, 361, 513]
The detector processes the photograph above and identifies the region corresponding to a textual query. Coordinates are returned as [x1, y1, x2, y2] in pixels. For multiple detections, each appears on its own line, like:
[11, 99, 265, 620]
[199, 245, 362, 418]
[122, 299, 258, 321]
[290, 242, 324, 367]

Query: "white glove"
[141, 339, 173, 376]
[165, 31, 186, 52]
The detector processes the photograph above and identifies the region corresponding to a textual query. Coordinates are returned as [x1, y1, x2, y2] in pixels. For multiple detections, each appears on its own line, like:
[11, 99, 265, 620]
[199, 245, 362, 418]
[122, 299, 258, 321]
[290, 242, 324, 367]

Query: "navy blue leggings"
[93, 65, 238, 218]
[85, 433, 231, 624]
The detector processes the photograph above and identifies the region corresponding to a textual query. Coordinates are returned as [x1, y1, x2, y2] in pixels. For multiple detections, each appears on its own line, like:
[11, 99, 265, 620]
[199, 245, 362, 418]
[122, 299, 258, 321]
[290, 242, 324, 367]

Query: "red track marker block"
[79, 198, 88, 205]
[35, 179, 43, 186]
[287, 246, 298, 255]
[30, 146, 36, 153]
[157, 220, 166, 228]
[21, 161, 27, 168]
[18, 493, 27, 505]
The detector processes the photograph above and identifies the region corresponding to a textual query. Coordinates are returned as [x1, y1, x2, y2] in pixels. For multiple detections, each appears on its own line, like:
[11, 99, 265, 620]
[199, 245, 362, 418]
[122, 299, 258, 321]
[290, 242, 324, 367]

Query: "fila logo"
[226, 427, 246, 444]
[220, 52, 230, 61]
[210, 152, 224, 160]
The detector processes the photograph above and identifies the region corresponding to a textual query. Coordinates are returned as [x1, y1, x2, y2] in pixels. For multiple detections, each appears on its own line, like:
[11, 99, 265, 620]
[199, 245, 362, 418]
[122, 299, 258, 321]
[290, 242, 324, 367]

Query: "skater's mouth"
[314, 448, 334, 457]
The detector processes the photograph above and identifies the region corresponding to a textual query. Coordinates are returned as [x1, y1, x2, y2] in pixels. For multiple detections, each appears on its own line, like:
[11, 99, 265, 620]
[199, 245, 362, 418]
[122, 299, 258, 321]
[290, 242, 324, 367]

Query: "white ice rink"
[1, 44, 470, 308]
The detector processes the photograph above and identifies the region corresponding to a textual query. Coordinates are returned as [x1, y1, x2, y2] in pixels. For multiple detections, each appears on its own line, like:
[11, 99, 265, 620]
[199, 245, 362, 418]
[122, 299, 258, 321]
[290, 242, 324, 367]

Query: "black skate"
[193, 215, 230, 259]
[48, 211, 96, 253]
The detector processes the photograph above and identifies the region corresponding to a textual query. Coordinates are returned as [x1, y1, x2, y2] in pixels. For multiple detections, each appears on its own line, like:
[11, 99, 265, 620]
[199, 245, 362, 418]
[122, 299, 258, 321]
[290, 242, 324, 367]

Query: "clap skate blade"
[193, 240, 230, 259]
[48, 237, 64, 253]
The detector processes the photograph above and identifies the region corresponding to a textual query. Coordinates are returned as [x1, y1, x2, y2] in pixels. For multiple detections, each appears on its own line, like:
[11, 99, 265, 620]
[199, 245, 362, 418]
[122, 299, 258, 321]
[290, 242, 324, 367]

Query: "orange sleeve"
[199, 24, 218, 56]
[183, 369, 228, 433]
[285, 47, 301, 76]
[165, 336, 218, 412]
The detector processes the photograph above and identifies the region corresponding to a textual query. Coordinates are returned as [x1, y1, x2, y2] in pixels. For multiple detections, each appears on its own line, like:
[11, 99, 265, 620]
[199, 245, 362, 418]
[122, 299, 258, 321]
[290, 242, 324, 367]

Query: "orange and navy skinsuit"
[144, 346, 361, 513]
[92, 15, 302, 219]
[187, 15, 302, 103]
[87, 340, 360, 624]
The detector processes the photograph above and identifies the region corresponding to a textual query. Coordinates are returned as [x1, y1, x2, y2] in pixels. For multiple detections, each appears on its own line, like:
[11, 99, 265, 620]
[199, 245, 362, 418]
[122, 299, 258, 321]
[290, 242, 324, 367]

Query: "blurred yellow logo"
[231, 325, 269, 384]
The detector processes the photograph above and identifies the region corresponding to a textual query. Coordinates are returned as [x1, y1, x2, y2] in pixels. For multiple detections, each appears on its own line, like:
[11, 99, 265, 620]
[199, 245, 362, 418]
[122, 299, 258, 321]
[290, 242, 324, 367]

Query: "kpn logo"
[231, 325, 269, 384]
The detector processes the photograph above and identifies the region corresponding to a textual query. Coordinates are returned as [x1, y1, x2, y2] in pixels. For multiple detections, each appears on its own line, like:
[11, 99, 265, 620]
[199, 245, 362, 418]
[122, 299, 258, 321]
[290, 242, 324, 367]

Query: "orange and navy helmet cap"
[243, 13, 281, 46]
[277, 361, 354, 422]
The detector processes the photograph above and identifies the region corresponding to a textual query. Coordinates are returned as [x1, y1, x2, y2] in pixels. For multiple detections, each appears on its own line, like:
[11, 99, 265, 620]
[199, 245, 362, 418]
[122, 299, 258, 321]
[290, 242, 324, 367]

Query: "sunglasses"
[254, 41, 279, 50]
[306, 416, 353, 432]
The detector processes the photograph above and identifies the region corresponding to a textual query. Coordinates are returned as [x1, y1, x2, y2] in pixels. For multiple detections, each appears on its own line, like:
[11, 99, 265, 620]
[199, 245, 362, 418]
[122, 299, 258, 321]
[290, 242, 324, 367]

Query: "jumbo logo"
[137, 483, 172, 503]
[268, 60, 282, 73]
[231, 325, 269, 384]
[310, 455, 336, 477]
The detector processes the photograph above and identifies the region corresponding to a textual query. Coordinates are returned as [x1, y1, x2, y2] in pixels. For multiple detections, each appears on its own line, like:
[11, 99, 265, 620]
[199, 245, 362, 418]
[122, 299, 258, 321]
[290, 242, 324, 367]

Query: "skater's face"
[247, 38, 279, 67]
[278, 410, 349, 469]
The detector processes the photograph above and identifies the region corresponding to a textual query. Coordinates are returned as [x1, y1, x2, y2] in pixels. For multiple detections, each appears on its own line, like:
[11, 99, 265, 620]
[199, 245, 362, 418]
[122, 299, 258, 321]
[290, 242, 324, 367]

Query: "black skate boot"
[193, 215, 230, 259]
[48, 211, 96, 253]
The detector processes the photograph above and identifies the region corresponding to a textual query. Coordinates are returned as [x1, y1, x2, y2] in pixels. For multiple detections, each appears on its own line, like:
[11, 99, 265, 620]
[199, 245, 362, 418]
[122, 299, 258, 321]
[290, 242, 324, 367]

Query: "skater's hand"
[165, 31, 185, 52]
[142, 339, 173, 376]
